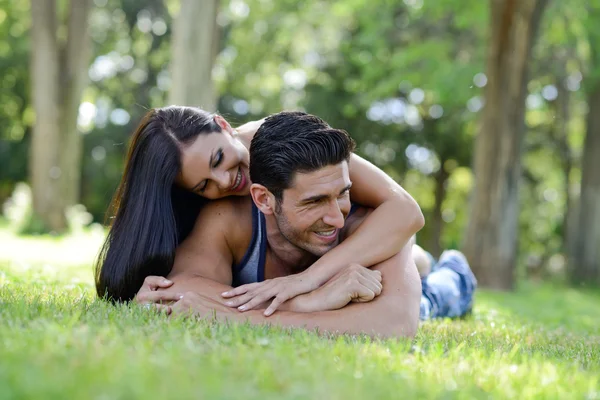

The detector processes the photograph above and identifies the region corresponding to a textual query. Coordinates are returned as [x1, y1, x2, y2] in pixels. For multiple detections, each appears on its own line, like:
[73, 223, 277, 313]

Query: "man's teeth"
[316, 230, 336, 236]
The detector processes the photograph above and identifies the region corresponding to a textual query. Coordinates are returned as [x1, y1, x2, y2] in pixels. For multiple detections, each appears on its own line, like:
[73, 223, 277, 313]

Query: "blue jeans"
[419, 250, 477, 320]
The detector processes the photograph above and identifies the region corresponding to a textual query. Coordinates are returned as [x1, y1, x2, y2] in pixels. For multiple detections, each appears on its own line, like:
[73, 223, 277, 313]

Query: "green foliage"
[2, 0, 600, 279]
[0, 0, 31, 203]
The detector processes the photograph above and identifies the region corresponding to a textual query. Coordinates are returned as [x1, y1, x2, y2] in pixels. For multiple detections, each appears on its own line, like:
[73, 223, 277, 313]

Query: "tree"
[570, 3, 600, 285]
[462, 0, 548, 290]
[168, 0, 219, 110]
[30, 0, 93, 232]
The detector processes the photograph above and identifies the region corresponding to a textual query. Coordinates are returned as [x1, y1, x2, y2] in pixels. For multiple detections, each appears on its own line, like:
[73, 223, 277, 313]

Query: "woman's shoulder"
[191, 196, 254, 236]
[235, 118, 266, 145]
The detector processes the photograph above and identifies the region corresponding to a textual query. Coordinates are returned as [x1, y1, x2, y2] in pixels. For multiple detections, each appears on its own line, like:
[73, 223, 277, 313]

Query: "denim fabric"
[419, 250, 477, 320]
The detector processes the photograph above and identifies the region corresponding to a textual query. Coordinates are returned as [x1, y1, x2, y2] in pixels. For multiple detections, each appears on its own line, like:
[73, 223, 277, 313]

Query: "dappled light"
[1, 0, 600, 397]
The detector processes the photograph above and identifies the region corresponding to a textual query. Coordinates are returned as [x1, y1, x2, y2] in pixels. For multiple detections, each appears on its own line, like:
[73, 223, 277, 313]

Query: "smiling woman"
[177, 119, 250, 199]
[95, 106, 226, 301]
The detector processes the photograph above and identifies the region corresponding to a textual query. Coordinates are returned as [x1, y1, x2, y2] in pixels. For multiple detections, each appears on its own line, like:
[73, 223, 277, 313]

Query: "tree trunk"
[429, 165, 449, 258]
[462, 0, 548, 290]
[168, 0, 220, 110]
[30, 0, 92, 232]
[30, 0, 64, 231]
[570, 86, 600, 285]
[60, 0, 93, 210]
[555, 77, 576, 259]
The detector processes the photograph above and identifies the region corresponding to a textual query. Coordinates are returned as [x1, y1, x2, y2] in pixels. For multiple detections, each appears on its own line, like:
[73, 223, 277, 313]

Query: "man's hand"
[302, 263, 383, 312]
[221, 272, 319, 316]
[134, 276, 184, 313]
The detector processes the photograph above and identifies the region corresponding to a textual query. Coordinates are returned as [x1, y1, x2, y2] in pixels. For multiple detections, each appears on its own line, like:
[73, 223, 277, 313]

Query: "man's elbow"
[390, 309, 420, 338]
[387, 296, 421, 338]
[372, 291, 421, 339]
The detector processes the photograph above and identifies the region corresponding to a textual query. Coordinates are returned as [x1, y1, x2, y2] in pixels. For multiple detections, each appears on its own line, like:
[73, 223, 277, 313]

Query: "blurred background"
[1, 0, 599, 290]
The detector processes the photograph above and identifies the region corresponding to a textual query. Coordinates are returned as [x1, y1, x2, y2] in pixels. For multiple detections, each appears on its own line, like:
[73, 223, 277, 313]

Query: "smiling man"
[138, 112, 476, 337]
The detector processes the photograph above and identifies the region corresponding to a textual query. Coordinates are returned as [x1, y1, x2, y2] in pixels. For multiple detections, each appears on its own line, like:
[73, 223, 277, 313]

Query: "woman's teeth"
[232, 170, 242, 190]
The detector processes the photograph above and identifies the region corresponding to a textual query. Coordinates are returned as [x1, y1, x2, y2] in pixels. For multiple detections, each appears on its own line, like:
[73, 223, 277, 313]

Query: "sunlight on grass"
[0, 228, 599, 399]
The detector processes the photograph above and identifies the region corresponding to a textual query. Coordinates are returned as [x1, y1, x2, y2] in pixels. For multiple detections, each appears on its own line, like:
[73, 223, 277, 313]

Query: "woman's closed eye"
[197, 180, 208, 193]
[212, 148, 224, 168]
[196, 148, 224, 193]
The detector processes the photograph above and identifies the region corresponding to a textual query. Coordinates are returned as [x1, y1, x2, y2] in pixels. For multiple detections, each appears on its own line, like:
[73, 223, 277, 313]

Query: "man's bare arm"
[158, 200, 420, 338]
[166, 242, 420, 338]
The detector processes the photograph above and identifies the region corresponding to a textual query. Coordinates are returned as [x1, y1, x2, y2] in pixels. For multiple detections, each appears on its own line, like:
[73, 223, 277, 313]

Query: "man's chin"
[307, 239, 340, 257]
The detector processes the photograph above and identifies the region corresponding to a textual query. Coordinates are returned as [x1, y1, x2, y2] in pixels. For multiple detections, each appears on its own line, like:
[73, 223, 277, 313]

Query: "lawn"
[0, 228, 599, 399]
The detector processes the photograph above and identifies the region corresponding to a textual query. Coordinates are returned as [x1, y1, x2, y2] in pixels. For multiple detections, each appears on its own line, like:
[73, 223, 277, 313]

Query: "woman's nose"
[212, 170, 231, 190]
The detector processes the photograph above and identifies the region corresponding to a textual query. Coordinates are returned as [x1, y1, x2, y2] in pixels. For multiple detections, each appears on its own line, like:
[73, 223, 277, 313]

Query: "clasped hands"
[135, 264, 382, 318]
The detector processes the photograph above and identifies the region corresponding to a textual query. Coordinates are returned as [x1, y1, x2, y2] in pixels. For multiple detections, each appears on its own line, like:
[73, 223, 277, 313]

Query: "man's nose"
[322, 199, 345, 229]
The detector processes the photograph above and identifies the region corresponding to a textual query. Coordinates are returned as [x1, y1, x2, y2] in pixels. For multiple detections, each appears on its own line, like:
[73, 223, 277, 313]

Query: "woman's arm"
[222, 156, 424, 315]
[305, 153, 424, 284]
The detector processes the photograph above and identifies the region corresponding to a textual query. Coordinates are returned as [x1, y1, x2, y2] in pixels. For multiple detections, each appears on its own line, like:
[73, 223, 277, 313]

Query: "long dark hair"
[95, 106, 221, 301]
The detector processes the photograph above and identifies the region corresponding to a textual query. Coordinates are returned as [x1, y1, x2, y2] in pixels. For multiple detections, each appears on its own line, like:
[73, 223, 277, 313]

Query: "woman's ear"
[214, 115, 234, 135]
[249, 183, 276, 215]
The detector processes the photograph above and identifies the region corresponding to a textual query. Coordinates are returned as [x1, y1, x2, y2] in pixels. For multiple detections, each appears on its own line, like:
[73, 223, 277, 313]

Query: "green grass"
[1, 229, 599, 399]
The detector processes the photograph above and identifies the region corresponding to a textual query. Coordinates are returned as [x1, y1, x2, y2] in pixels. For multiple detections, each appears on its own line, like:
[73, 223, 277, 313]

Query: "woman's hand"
[134, 276, 184, 313]
[221, 273, 319, 316]
[171, 291, 233, 320]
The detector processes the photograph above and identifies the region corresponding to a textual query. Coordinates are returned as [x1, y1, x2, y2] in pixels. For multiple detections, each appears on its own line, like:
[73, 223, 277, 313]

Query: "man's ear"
[214, 114, 234, 135]
[250, 183, 277, 215]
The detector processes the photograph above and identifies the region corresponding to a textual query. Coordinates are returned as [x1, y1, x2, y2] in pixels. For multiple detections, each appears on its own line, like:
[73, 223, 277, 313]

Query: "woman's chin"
[236, 187, 251, 196]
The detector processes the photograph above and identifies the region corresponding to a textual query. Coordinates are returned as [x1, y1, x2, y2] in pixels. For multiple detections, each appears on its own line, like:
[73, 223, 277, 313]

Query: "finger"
[358, 270, 382, 291]
[372, 270, 382, 282]
[154, 304, 173, 315]
[356, 275, 381, 297]
[221, 283, 260, 298]
[352, 287, 375, 303]
[171, 301, 194, 316]
[224, 291, 256, 308]
[264, 293, 290, 316]
[368, 274, 383, 294]
[136, 291, 184, 304]
[237, 289, 278, 311]
[363, 269, 382, 283]
[143, 276, 174, 290]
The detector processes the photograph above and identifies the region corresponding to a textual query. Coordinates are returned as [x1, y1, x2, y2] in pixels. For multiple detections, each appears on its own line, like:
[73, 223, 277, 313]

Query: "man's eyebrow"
[340, 183, 352, 195]
[299, 194, 328, 204]
[191, 151, 214, 191]
[300, 183, 353, 204]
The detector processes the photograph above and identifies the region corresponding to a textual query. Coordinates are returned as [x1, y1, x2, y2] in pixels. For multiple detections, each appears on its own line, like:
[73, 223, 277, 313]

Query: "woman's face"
[177, 118, 251, 200]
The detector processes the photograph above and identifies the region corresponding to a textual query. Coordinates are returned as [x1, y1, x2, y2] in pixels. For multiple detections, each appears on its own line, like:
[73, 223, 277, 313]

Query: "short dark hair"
[250, 111, 355, 201]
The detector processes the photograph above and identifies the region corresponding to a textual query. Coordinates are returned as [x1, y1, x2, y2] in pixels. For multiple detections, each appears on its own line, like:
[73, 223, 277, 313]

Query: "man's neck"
[263, 214, 318, 276]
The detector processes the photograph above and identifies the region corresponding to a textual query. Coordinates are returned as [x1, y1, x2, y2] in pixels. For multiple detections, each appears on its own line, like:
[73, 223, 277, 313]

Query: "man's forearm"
[302, 200, 424, 288]
[165, 244, 421, 338]
[220, 295, 416, 338]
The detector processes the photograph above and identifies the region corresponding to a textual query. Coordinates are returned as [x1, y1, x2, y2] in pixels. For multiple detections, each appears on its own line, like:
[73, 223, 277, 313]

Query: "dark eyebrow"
[191, 151, 214, 191]
[341, 183, 352, 194]
[299, 183, 353, 204]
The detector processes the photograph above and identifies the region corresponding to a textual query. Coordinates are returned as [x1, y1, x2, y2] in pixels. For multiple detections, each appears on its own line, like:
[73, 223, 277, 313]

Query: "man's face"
[273, 162, 352, 257]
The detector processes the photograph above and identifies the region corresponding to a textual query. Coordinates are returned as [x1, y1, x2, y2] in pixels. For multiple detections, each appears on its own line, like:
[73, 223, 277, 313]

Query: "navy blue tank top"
[231, 202, 360, 286]
[232, 202, 267, 286]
